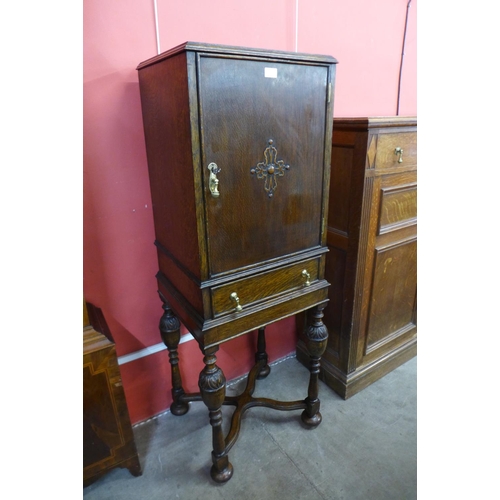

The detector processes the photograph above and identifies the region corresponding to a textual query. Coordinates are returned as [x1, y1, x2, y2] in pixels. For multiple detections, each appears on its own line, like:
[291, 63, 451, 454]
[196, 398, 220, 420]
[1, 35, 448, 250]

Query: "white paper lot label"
[264, 67, 278, 78]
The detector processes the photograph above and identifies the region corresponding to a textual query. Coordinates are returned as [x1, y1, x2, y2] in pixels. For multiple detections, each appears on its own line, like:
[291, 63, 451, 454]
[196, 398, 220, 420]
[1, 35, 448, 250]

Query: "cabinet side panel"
[138, 53, 200, 279]
[328, 135, 369, 372]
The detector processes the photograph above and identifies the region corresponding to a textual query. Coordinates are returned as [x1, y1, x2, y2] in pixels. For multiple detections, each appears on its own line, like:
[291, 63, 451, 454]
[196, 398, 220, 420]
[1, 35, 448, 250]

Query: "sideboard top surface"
[332, 116, 417, 131]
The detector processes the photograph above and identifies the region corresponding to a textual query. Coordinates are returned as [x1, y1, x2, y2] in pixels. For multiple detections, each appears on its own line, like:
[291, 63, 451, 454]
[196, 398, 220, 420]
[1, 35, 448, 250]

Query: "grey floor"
[83, 355, 417, 500]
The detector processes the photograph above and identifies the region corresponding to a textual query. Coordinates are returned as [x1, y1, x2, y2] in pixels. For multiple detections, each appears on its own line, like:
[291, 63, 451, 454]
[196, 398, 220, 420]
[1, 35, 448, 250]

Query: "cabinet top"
[137, 41, 338, 70]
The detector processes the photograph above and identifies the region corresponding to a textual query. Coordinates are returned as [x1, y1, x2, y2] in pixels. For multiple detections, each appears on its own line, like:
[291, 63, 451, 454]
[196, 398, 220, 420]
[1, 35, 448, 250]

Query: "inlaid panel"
[83, 324, 141, 485]
[83, 358, 122, 467]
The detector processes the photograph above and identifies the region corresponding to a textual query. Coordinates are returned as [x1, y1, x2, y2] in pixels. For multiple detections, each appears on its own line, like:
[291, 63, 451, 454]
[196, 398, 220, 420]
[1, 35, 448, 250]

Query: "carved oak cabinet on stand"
[137, 42, 337, 483]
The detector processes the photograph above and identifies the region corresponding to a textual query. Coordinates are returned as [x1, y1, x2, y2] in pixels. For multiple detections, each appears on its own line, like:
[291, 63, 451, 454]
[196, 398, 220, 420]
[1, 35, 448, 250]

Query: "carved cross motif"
[250, 139, 290, 198]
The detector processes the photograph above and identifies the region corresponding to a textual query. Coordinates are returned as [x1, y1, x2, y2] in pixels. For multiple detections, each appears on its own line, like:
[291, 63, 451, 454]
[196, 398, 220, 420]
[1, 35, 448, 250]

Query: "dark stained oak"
[297, 117, 417, 399]
[137, 42, 337, 483]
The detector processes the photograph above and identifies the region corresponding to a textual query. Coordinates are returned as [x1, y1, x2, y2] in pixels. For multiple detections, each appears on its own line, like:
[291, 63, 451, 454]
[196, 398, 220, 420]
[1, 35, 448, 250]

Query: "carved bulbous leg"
[199, 349, 233, 483]
[159, 292, 189, 416]
[301, 303, 328, 428]
[255, 327, 271, 379]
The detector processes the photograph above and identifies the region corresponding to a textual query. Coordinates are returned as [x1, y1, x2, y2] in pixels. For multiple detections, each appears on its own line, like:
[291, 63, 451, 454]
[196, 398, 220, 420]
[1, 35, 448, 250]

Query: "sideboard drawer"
[375, 131, 417, 170]
[211, 258, 320, 317]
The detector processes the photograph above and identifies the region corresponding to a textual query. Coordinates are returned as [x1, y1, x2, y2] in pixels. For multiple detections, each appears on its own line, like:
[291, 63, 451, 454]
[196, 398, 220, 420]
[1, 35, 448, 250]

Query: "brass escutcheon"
[250, 139, 290, 198]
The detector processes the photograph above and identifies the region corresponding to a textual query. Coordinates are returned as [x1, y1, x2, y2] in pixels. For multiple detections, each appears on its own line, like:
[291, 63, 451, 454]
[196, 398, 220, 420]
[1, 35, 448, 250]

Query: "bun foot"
[301, 410, 322, 428]
[256, 364, 271, 379]
[210, 462, 233, 483]
[170, 401, 189, 416]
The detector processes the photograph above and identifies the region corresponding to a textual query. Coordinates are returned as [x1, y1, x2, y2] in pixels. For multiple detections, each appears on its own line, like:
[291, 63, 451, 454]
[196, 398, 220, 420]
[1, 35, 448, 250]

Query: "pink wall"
[84, 0, 416, 424]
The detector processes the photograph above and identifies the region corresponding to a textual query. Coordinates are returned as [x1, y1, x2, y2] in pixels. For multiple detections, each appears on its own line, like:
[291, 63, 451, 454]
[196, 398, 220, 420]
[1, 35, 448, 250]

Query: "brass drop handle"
[394, 147, 404, 163]
[230, 292, 243, 312]
[301, 269, 311, 286]
[208, 162, 221, 197]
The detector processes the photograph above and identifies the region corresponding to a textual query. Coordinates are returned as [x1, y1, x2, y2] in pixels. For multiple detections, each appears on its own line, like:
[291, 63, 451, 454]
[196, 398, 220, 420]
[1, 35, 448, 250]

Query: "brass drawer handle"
[301, 270, 311, 286]
[230, 292, 243, 312]
[394, 147, 404, 163]
[208, 162, 221, 197]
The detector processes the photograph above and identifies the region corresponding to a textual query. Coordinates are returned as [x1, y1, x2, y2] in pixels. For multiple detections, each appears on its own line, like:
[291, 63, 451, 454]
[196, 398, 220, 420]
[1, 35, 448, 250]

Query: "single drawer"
[375, 131, 417, 170]
[378, 182, 417, 234]
[211, 258, 320, 317]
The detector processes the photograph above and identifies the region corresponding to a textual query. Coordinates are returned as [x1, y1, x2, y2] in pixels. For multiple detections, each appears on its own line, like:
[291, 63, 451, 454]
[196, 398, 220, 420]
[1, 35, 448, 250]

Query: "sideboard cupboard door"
[198, 55, 330, 276]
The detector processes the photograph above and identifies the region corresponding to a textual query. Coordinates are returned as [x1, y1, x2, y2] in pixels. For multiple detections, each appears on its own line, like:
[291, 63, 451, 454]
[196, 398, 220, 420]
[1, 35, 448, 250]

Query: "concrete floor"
[83, 355, 417, 500]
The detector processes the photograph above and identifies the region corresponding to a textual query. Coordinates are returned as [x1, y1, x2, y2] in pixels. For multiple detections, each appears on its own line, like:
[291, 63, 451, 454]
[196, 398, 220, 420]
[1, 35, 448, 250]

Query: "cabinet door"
[198, 55, 330, 276]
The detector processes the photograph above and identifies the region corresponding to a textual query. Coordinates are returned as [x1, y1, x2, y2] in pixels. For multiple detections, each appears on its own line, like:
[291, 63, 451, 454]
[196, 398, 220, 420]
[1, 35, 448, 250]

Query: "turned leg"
[255, 327, 271, 379]
[159, 292, 189, 416]
[199, 348, 233, 483]
[301, 303, 328, 428]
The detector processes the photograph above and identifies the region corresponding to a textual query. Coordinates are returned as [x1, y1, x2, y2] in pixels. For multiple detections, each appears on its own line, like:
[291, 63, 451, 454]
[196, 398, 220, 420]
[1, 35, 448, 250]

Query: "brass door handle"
[208, 162, 221, 197]
[394, 147, 404, 163]
[230, 292, 243, 312]
[301, 270, 311, 286]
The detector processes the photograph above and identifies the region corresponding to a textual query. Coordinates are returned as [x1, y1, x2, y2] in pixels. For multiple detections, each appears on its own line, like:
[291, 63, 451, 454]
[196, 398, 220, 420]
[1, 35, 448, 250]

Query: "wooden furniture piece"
[297, 117, 417, 398]
[83, 301, 142, 486]
[137, 42, 337, 483]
